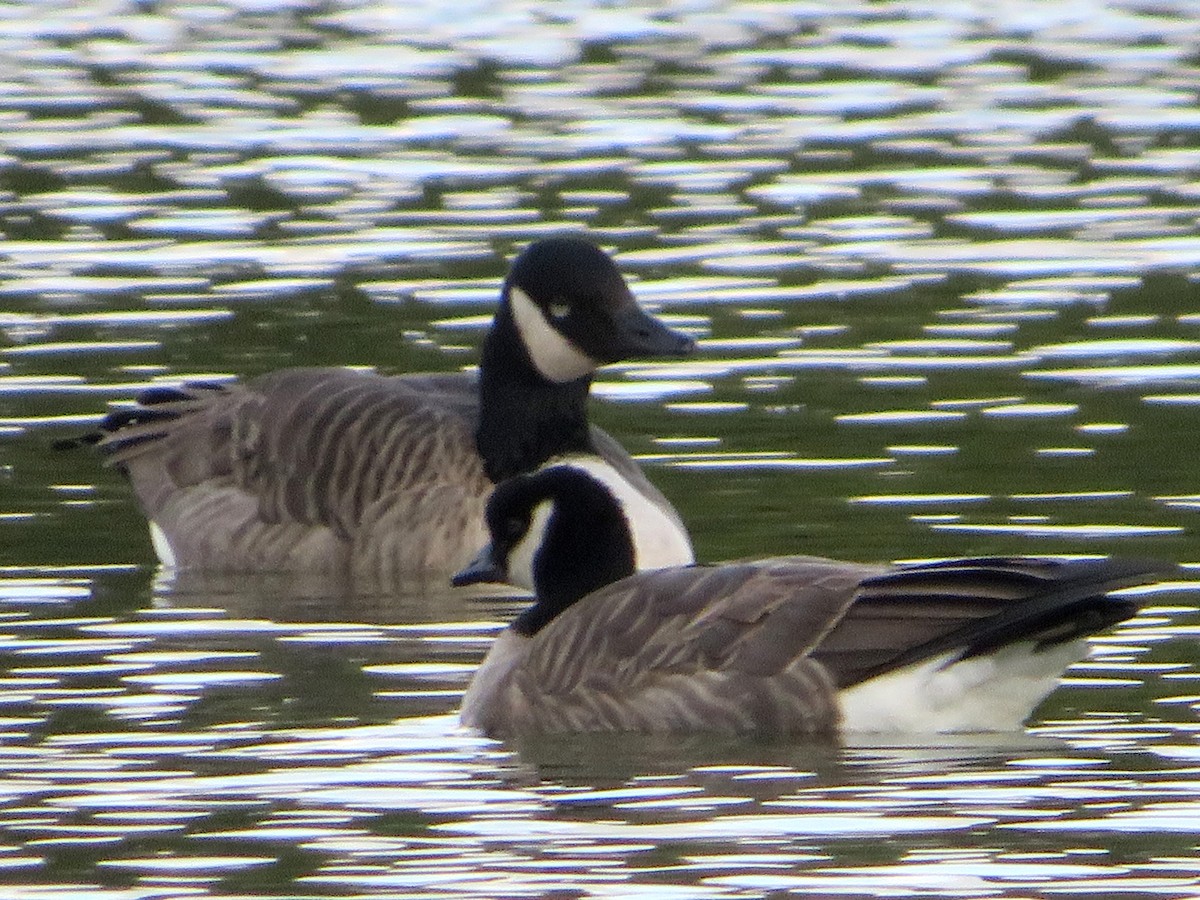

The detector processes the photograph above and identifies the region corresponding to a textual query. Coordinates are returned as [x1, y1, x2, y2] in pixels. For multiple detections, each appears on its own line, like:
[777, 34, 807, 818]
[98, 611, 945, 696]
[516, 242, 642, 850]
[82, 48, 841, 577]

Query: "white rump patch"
[838, 640, 1086, 733]
[550, 455, 695, 572]
[149, 520, 177, 569]
[509, 286, 598, 383]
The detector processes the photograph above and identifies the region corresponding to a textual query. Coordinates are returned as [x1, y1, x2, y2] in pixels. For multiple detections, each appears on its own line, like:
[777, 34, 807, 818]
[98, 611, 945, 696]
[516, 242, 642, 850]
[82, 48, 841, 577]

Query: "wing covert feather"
[468, 556, 1164, 736]
[95, 366, 686, 579]
[496, 560, 872, 734]
[103, 368, 490, 575]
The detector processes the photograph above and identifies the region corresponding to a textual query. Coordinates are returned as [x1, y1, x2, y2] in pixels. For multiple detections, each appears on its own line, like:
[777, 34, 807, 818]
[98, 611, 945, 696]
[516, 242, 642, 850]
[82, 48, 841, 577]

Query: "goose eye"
[502, 516, 526, 541]
[548, 301, 571, 321]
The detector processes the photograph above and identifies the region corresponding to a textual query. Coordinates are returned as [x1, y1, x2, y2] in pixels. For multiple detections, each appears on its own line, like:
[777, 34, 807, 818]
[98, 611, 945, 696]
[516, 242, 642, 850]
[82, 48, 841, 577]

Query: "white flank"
[509, 286, 598, 383]
[148, 520, 177, 568]
[460, 629, 528, 730]
[838, 640, 1087, 733]
[549, 455, 695, 571]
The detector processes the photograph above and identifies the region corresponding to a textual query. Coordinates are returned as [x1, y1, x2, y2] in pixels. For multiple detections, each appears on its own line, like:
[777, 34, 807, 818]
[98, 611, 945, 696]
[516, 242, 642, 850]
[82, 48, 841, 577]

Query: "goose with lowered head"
[70, 238, 695, 582]
[453, 461, 1171, 737]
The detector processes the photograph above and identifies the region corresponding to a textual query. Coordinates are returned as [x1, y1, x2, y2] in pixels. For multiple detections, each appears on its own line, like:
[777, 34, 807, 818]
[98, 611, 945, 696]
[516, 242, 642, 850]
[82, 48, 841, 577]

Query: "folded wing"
[481, 556, 1164, 736]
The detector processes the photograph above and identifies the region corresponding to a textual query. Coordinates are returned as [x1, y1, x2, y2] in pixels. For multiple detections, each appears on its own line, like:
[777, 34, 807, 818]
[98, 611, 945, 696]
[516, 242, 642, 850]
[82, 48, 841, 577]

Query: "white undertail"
[838, 639, 1087, 733]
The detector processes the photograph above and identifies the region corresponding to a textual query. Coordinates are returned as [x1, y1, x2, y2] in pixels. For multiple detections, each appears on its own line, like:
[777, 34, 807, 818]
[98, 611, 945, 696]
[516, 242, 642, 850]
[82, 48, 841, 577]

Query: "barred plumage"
[456, 464, 1174, 737]
[66, 239, 694, 583]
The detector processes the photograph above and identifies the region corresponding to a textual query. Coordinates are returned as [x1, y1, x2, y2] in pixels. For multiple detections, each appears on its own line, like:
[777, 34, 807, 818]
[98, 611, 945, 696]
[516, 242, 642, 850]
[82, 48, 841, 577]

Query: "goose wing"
[809, 555, 1163, 689]
[477, 555, 1165, 737]
[99, 367, 492, 577]
[491, 557, 881, 735]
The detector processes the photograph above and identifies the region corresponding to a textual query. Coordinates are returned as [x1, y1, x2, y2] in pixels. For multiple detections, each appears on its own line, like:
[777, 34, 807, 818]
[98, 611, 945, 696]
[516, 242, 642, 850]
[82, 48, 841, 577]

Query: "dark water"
[0, 1, 1199, 897]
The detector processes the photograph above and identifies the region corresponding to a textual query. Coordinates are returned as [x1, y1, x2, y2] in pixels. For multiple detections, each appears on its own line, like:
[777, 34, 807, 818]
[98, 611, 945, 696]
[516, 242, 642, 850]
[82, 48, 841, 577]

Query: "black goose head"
[497, 237, 695, 384]
[453, 465, 638, 634]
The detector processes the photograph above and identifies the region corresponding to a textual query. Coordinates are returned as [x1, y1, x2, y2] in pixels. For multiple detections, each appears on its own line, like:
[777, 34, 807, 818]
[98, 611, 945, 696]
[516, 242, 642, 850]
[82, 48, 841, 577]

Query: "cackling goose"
[72, 238, 695, 582]
[453, 463, 1172, 737]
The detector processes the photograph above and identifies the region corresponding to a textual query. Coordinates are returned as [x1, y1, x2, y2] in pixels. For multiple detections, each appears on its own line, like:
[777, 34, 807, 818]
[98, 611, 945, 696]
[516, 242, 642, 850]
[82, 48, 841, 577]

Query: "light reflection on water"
[0, 571, 1189, 897]
[0, 0, 1199, 896]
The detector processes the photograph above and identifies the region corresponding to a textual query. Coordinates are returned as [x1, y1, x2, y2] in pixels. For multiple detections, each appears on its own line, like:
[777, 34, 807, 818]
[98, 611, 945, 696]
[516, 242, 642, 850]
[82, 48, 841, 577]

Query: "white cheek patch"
[507, 500, 554, 591]
[509, 286, 598, 383]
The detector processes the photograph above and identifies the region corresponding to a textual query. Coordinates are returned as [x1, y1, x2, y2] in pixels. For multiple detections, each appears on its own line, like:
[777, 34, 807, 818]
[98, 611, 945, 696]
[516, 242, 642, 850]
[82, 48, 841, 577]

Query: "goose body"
[79, 239, 695, 582]
[454, 464, 1170, 737]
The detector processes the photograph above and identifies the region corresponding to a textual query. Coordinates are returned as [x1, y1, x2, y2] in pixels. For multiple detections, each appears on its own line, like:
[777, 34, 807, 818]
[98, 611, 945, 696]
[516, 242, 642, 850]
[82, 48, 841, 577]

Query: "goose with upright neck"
[475, 238, 678, 482]
[454, 461, 1171, 737]
[76, 238, 695, 584]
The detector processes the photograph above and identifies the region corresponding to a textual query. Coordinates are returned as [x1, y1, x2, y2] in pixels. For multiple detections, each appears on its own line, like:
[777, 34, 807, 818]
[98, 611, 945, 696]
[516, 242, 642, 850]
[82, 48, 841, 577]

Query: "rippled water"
[1, 0, 1200, 897]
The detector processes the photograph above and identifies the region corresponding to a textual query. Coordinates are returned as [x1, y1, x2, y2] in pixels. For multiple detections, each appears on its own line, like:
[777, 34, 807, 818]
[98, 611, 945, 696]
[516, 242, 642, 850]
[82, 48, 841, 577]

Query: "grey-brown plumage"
[102, 369, 494, 579]
[455, 465, 1173, 737]
[460, 555, 1162, 737]
[69, 238, 695, 582]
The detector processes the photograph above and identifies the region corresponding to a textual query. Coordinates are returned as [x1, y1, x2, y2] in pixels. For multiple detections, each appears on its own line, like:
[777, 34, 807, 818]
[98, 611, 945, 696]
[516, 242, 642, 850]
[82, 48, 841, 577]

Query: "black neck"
[509, 472, 637, 637]
[512, 601, 559, 636]
[475, 303, 596, 483]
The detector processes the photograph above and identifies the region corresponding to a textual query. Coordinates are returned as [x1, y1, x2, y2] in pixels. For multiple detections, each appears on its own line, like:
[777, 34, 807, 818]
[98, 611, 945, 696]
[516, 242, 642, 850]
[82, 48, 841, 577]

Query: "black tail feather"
[50, 432, 103, 451]
[52, 381, 230, 456]
[820, 556, 1173, 689]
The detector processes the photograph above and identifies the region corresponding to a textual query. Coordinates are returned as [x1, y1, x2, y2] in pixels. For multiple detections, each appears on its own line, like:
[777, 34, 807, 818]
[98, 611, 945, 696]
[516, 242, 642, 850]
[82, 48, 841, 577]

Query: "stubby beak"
[603, 303, 696, 361]
[452, 543, 507, 587]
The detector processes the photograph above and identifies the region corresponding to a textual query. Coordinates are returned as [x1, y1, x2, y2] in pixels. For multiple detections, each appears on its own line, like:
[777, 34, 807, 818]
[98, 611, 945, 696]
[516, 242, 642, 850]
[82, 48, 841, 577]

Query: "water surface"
[1, 1, 1199, 896]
